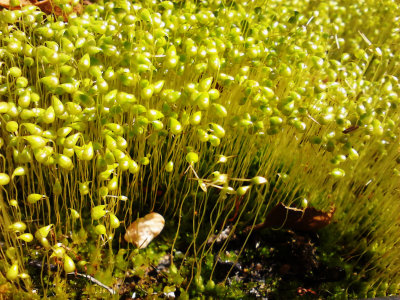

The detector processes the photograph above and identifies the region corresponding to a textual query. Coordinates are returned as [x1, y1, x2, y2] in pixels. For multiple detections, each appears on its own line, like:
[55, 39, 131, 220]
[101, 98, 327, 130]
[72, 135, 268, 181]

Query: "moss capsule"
[129, 160, 140, 174]
[197, 129, 209, 142]
[18, 233, 33, 242]
[24, 135, 47, 149]
[107, 177, 119, 191]
[210, 123, 225, 138]
[12, 167, 26, 178]
[9, 200, 18, 207]
[91, 205, 107, 220]
[0, 102, 10, 113]
[52, 96, 65, 116]
[63, 255, 76, 273]
[331, 168, 345, 178]
[0, 173, 10, 185]
[51, 246, 66, 259]
[35, 224, 53, 239]
[186, 152, 199, 164]
[209, 135, 220, 146]
[64, 133, 81, 148]
[208, 55, 221, 71]
[199, 77, 213, 92]
[99, 186, 109, 198]
[196, 92, 210, 110]
[190, 111, 202, 125]
[165, 161, 174, 173]
[9, 222, 27, 232]
[8, 67, 22, 78]
[211, 103, 227, 118]
[237, 185, 251, 196]
[41, 76, 59, 89]
[152, 120, 164, 131]
[33, 147, 53, 164]
[251, 176, 267, 185]
[147, 109, 164, 121]
[348, 148, 359, 160]
[78, 182, 89, 196]
[6, 263, 19, 281]
[27, 194, 44, 204]
[58, 155, 74, 170]
[78, 54, 91, 72]
[99, 169, 113, 181]
[69, 208, 80, 219]
[18, 92, 31, 108]
[109, 213, 120, 229]
[153, 80, 165, 93]
[95, 224, 107, 235]
[141, 85, 154, 100]
[169, 118, 182, 134]
[38, 237, 51, 249]
[42, 106, 55, 124]
[293, 120, 306, 132]
[140, 157, 150, 165]
[310, 136, 322, 144]
[270, 116, 283, 126]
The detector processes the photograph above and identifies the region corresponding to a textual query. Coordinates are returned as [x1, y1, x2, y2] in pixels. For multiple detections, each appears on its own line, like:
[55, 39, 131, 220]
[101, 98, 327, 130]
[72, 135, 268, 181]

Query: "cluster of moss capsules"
[0, 0, 399, 297]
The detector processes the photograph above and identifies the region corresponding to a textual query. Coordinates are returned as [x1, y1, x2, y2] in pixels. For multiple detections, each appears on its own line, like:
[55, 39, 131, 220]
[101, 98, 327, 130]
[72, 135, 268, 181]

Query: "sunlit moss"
[0, 0, 399, 297]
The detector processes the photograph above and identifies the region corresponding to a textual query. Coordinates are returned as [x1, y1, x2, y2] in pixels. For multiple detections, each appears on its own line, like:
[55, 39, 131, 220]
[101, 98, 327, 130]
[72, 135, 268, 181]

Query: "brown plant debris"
[246, 202, 335, 233]
[124, 212, 165, 249]
[0, 0, 82, 20]
[0, 0, 30, 8]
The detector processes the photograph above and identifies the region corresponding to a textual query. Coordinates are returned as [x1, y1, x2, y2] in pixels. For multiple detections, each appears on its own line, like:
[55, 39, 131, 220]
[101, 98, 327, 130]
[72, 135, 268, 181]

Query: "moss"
[0, 0, 399, 297]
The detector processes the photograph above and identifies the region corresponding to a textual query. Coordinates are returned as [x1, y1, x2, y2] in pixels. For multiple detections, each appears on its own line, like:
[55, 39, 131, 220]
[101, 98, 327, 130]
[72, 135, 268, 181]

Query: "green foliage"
[0, 0, 399, 297]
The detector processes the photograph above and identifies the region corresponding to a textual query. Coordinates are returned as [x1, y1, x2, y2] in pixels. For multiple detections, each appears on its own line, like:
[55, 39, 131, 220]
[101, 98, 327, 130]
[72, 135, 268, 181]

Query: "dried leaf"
[124, 212, 165, 249]
[34, 0, 83, 19]
[0, 0, 82, 21]
[246, 202, 335, 233]
[0, 0, 31, 9]
[264, 202, 335, 231]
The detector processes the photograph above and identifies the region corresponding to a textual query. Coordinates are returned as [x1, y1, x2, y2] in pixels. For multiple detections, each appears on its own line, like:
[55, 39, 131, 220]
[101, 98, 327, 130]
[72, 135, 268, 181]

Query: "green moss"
[0, 0, 399, 297]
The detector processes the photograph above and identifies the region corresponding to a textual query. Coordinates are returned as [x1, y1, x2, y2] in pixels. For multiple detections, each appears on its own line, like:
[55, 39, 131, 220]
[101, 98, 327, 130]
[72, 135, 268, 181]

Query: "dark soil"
[210, 228, 346, 299]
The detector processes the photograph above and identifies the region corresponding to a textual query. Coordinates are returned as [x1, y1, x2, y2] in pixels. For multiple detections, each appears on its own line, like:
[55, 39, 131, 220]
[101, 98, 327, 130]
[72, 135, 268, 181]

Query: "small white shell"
[124, 212, 165, 249]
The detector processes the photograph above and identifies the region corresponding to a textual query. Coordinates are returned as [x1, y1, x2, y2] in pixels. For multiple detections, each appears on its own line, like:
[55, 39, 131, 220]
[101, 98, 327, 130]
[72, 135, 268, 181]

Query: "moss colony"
[0, 0, 399, 298]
